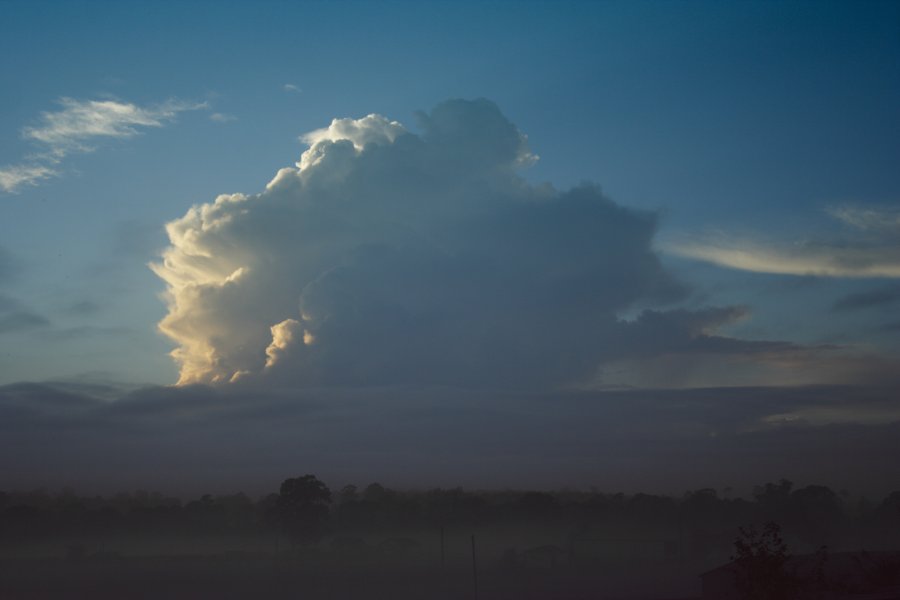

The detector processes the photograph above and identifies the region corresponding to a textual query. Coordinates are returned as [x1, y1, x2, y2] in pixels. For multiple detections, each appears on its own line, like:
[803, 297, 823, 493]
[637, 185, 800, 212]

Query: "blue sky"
[0, 1, 899, 492]
[2, 0, 898, 385]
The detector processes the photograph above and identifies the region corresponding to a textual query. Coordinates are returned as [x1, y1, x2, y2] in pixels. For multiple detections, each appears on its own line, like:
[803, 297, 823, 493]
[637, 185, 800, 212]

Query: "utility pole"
[471, 534, 478, 600]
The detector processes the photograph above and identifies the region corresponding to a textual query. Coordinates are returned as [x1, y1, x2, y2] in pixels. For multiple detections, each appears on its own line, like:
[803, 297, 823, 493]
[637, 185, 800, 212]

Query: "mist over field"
[3, 474, 900, 599]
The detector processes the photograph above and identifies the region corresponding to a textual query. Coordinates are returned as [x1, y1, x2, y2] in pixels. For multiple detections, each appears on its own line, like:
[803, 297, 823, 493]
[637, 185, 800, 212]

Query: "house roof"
[701, 551, 900, 597]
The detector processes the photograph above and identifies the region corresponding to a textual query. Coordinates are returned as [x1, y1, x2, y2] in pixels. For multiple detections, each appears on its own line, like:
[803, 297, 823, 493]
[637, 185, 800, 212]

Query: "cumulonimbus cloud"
[153, 99, 763, 389]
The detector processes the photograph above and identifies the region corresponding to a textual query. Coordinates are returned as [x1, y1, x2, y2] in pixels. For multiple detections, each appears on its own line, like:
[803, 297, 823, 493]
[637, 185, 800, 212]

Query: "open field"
[0, 548, 708, 600]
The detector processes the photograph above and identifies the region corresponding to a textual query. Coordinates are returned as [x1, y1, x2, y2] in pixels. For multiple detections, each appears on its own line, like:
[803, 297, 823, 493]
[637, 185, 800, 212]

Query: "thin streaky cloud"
[0, 294, 50, 334]
[0, 164, 57, 193]
[0, 312, 50, 334]
[1, 97, 205, 194]
[283, 83, 301, 93]
[828, 205, 900, 234]
[667, 239, 900, 278]
[209, 112, 237, 123]
[23, 97, 207, 158]
[667, 205, 900, 279]
[832, 286, 900, 312]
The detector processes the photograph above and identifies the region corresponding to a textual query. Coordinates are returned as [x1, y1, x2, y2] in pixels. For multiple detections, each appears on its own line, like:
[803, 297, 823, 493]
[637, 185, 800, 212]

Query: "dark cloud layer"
[0, 294, 49, 335]
[1, 382, 898, 497]
[833, 285, 900, 312]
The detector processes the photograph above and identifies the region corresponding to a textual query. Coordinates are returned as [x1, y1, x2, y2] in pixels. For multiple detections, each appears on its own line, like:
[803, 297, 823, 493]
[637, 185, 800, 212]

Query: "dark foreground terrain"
[0, 549, 705, 600]
[3, 480, 899, 599]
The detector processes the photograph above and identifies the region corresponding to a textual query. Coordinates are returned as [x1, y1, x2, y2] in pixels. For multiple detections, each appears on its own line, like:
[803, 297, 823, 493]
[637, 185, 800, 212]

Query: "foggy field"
[0, 538, 710, 600]
[3, 479, 900, 600]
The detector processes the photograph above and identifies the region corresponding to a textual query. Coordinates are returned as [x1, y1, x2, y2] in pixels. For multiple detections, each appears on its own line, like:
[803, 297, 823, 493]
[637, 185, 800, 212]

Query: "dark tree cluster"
[2, 478, 900, 559]
[270, 475, 332, 546]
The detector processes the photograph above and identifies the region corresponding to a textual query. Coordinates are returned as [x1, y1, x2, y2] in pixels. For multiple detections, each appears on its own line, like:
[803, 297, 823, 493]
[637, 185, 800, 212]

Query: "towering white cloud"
[153, 99, 755, 388]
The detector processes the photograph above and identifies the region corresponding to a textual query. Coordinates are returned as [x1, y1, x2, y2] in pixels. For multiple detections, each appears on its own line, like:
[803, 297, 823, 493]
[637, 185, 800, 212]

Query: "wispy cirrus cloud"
[0, 164, 57, 194]
[828, 205, 900, 235]
[1, 97, 205, 193]
[22, 97, 205, 158]
[668, 238, 900, 278]
[667, 205, 900, 278]
[209, 112, 237, 123]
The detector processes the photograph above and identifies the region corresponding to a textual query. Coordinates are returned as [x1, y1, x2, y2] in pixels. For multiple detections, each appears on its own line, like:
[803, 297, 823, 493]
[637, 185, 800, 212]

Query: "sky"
[1, 0, 899, 496]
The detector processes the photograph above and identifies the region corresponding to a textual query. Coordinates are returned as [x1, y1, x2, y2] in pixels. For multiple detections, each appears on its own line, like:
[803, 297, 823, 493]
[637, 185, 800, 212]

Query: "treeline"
[2, 480, 900, 554]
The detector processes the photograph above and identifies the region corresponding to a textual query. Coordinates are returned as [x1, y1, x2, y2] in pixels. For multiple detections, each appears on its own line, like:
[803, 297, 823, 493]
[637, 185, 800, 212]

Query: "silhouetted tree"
[789, 485, 843, 547]
[274, 475, 331, 546]
[876, 491, 900, 521]
[753, 479, 793, 523]
[339, 484, 359, 504]
[363, 482, 387, 503]
[517, 492, 560, 519]
[731, 521, 795, 600]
